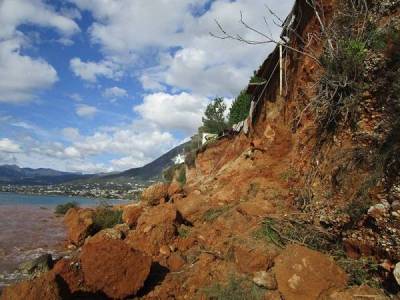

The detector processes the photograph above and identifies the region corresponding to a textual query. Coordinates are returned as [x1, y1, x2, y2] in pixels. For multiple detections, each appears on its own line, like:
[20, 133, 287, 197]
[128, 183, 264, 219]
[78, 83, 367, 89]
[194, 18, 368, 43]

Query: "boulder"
[141, 182, 169, 206]
[64, 208, 95, 246]
[80, 239, 152, 299]
[174, 194, 204, 223]
[126, 203, 180, 256]
[234, 245, 275, 273]
[18, 254, 53, 278]
[122, 204, 143, 227]
[0, 273, 64, 300]
[274, 245, 348, 300]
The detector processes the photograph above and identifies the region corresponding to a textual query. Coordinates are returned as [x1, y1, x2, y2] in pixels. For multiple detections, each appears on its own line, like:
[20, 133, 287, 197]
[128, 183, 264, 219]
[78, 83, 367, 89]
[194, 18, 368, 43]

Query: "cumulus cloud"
[0, 0, 80, 40]
[70, 58, 122, 82]
[75, 104, 98, 118]
[0, 138, 22, 153]
[69, 0, 293, 97]
[134, 92, 207, 134]
[0, 38, 58, 103]
[62, 127, 81, 141]
[0, 0, 79, 103]
[103, 86, 128, 101]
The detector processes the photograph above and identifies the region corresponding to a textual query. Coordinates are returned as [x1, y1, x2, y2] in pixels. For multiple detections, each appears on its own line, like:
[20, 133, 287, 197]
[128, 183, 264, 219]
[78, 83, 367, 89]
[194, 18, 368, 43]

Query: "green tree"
[202, 97, 228, 134]
[228, 90, 252, 125]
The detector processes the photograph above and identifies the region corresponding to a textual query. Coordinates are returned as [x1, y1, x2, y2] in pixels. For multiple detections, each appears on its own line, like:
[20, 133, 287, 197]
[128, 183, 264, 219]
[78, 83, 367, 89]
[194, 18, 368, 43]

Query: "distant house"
[173, 154, 185, 165]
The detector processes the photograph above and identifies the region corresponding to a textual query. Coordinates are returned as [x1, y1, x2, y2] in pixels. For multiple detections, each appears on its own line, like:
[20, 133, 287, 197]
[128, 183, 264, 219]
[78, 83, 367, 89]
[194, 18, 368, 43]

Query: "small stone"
[252, 271, 277, 290]
[159, 245, 171, 256]
[167, 253, 186, 272]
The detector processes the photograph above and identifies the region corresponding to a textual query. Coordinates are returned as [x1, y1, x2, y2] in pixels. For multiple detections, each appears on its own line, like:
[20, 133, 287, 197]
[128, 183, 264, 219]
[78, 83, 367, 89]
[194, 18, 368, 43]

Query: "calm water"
[0, 192, 128, 288]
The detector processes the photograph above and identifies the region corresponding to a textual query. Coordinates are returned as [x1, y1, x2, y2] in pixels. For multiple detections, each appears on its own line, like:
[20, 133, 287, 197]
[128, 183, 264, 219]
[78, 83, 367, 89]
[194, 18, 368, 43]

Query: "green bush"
[176, 165, 186, 186]
[163, 165, 175, 183]
[54, 201, 79, 215]
[228, 90, 252, 126]
[92, 207, 123, 232]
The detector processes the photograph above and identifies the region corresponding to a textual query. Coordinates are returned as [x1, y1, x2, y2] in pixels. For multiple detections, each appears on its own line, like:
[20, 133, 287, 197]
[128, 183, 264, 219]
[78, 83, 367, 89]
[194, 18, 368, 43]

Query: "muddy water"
[0, 192, 128, 288]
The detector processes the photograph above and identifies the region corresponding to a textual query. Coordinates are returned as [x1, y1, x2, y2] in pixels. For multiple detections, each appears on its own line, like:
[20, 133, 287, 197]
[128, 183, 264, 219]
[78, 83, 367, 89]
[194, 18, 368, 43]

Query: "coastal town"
[0, 181, 150, 200]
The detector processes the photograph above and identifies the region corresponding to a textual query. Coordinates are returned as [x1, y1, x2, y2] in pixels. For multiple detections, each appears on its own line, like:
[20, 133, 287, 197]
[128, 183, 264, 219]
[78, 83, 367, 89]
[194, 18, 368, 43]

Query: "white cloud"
[0, 0, 79, 103]
[0, 38, 58, 103]
[0, 138, 22, 153]
[111, 155, 146, 170]
[70, 58, 122, 82]
[0, 0, 80, 40]
[69, 93, 83, 102]
[75, 104, 98, 118]
[64, 146, 81, 158]
[103, 86, 128, 100]
[134, 92, 207, 134]
[69, 0, 293, 97]
[62, 127, 80, 141]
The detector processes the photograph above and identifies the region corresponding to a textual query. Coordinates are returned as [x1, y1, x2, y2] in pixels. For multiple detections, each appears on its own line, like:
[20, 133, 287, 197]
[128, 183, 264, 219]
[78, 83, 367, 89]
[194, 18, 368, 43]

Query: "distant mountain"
[0, 165, 91, 185]
[105, 142, 188, 181]
[0, 142, 188, 185]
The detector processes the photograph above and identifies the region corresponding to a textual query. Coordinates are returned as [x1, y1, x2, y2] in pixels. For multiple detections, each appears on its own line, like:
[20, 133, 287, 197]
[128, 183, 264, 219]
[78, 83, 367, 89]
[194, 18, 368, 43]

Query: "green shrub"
[176, 165, 186, 186]
[54, 201, 79, 215]
[177, 225, 191, 238]
[163, 165, 176, 183]
[228, 91, 252, 126]
[92, 207, 123, 232]
[202, 275, 264, 300]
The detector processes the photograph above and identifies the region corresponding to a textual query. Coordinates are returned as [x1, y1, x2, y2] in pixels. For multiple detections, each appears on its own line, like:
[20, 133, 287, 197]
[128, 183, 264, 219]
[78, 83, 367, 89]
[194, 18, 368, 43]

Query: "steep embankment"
[2, 1, 400, 299]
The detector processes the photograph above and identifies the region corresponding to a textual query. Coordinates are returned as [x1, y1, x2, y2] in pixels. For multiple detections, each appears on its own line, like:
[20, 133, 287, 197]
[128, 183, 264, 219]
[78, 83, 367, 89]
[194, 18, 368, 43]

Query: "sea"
[0, 192, 128, 288]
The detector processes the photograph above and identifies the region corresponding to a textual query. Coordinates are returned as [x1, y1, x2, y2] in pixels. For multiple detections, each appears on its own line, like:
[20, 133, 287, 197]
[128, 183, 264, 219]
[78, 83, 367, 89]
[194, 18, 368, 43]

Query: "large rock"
[80, 239, 152, 299]
[126, 203, 180, 256]
[141, 182, 169, 206]
[64, 208, 95, 246]
[274, 245, 348, 300]
[122, 204, 143, 227]
[234, 245, 275, 273]
[85, 228, 122, 244]
[0, 273, 64, 300]
[174, 194, 204, 223]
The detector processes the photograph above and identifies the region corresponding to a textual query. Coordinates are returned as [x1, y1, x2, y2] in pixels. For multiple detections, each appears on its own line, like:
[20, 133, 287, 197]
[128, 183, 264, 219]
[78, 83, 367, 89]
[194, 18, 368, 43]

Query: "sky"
[0, 0, 294, 173]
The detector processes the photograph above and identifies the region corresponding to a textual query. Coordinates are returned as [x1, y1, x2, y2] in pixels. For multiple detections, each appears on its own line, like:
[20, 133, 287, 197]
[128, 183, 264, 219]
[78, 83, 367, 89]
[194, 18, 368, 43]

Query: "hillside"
[2, 1, 400, 299]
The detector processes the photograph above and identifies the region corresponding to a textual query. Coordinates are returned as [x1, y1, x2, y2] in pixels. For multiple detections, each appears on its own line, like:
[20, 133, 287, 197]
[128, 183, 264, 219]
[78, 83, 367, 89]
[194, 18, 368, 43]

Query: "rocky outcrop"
[140, 182, 169, 206]
[126, 203, 181, 256]
[274, 245, 348, 300]
[64, 208, 95, 246]
[80, 239, 152, 299]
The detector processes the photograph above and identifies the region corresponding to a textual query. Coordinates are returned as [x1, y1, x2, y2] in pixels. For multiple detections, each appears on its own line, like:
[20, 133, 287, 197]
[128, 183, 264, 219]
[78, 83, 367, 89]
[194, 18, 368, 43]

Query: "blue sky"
[0, 0, 293, 173]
